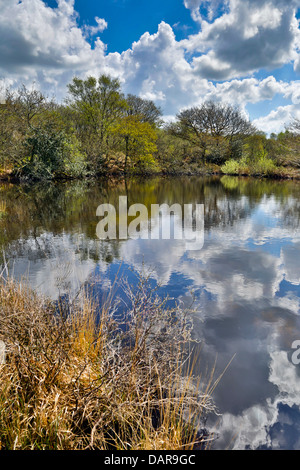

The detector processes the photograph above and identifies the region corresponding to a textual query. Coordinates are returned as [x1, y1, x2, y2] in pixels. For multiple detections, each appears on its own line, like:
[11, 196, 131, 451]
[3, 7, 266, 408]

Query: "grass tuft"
[0, 272, 218, 450]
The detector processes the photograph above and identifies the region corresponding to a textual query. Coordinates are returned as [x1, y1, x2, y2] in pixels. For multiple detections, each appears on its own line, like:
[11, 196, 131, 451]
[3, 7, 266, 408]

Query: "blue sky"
[1, 0, 300, 134]
[71, 0, 200, 52]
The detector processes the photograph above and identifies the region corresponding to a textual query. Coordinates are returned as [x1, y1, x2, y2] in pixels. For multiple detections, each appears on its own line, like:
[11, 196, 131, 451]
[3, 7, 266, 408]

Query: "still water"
[0, 175, 300, 449]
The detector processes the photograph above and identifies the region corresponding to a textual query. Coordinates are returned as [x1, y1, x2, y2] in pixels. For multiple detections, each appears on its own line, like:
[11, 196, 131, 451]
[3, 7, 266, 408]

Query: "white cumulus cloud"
[0, 0, 299, 133]
[183, 0, 300, 79]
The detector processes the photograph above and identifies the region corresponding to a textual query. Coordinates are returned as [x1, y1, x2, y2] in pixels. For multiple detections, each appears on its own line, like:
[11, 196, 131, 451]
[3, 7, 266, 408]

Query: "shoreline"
[0, 166, 299, 184]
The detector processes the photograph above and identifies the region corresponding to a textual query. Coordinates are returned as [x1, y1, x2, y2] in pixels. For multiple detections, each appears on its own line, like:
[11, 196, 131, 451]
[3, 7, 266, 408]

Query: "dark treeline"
[0, 75, 300, 181]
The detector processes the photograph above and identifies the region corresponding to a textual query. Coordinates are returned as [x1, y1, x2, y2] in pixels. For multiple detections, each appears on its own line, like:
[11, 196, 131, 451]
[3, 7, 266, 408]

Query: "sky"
[0, 0, 300, 134]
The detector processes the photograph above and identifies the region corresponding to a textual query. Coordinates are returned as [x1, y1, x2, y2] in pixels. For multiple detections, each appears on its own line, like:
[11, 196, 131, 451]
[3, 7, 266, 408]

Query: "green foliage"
[220, 159, 241, 175]
[249, 157, 277, 175]
[242, 134, 268, 162]
[16, 123, 87, 180]
[155, 130, 191, 173]
[61, 133, 88, 178]
[1, 79, 300, 181]
[20, 123, 66, 179]
[221, 155, 277, 177]
[66, 75, 127, 168]
[111, 115, 158, 173]
[272, 130, 300, 168]
[205, 135, 231, 164]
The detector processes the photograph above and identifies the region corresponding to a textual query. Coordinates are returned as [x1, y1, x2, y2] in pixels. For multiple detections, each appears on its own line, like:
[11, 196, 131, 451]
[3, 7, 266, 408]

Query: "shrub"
[220, 159, 240, 175]
[60, 133, 87, 178]
[18, 124, 66, 180]
[249, 157, 277, 176]
[221, 157, 278, 177]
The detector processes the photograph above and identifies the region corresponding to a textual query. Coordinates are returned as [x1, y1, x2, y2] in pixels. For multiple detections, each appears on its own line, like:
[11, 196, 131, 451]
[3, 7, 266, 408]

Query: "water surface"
[1, 175, 300, 449]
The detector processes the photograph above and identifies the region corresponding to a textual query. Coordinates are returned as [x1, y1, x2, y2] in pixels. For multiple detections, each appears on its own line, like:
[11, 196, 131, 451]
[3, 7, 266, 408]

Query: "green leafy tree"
[66, 75, 127, 171]
[112, 115, 158, 173]
[18, 126, 88, 180]
[242, 134, 268, 163]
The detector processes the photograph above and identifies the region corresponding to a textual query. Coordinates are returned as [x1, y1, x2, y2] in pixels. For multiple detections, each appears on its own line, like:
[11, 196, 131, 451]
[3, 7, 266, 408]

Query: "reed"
[0, 201, 6, 215]
[0, 272, 218, 450]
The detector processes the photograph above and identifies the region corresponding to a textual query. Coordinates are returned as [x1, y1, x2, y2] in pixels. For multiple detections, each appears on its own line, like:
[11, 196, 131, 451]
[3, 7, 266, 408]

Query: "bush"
[249, 157, 277, 176]
[221, 157, 277, 177]
[16, 126, 88, 180]
[18, 124, 66, 180]
[60, 133, 87, 178]
[220, 159, 240, 175]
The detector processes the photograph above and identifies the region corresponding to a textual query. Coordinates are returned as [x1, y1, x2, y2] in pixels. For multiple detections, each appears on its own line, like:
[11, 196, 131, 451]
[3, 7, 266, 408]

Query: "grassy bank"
[220, 159, 300, 180]
[0, 273, 217, 450]
[1, 160, 299, 183]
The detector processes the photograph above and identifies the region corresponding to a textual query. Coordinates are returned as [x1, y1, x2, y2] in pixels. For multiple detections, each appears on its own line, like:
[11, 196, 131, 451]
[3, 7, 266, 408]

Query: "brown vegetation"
[0, 272, 218, 450]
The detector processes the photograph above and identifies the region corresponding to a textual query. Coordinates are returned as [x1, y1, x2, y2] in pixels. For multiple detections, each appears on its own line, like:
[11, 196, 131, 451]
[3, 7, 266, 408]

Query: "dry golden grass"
[0, 272, 218, 450]
[0, 200, 6, 215]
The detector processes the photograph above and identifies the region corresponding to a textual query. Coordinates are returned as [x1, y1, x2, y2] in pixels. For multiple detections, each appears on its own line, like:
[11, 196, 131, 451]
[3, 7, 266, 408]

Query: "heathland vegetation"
[0, 272, 218, 450]
[1, 75, 300, 181]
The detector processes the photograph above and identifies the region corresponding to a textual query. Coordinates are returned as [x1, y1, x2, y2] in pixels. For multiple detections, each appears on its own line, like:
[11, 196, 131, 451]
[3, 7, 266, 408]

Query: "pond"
[0, 175, 300, 450]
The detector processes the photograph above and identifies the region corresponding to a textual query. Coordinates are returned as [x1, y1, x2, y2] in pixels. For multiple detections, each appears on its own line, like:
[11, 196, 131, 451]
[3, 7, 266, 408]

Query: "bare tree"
[167, 101, 255, 163]
[125, 94, 163, 127]
[283, 118, 300, 168]
[289, 118, 300, 135]
[6, 84, 54, 129]
[0, 84, 57, 170]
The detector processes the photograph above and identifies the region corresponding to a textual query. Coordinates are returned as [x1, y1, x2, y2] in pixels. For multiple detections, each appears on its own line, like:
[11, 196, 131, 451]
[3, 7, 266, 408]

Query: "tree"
[125, 94, 163, 127]
[281, 120, 300, 167]
[169, 101, 255, 164]
[112, 115, 158, 174]
[0, 84, 87, 180]
[242, 134, 268, 163]
[16, 121, 87, 180]
[66, 75, 127, 170]
[0, 85, 55, 170]
[289, 118, 300, 134]
[0, 91, 20, 169]
[155, 129, 192, 174]
[12, 84, 53, 128]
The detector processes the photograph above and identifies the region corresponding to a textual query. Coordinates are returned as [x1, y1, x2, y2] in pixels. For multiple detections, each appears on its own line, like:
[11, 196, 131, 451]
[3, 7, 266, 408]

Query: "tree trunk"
[124, 135, 129, 174]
